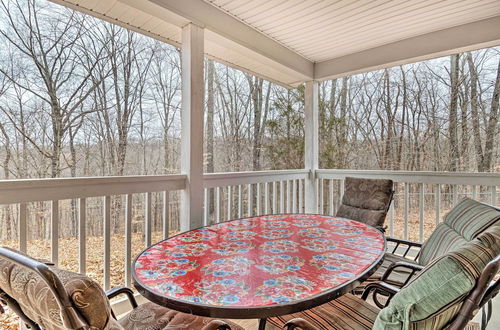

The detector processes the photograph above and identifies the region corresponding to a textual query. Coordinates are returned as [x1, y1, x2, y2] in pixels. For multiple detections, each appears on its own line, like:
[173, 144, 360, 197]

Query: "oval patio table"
[133, 214, 386, 329]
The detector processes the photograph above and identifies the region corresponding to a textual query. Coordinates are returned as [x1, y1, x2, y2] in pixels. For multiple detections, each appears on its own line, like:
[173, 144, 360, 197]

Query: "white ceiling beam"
[51, 0, 182, 48]
[315, 15, 500, 81]
[150, 0, 314, 79]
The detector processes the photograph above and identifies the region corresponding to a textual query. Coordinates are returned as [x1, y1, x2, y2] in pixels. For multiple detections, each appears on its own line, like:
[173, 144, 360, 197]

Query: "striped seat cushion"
[267, 294, 379, 330]
[448, 225, 500, 279]
[419, 198, 499, 265]
[373, 225, 500, 330]
[418, 223, 468, 265]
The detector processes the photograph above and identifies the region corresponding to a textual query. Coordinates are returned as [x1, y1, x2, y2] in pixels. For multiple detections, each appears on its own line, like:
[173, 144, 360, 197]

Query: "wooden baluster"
[238, 185, 242, 218]
[264, 182, 270, 214]
[204, 189, 209, 226]
[329, 179, 334, 215]
[103, 196, 111, 290]
[51, 200, 59, 266]
[227, 186, 232, 220]
[435, 184, 441, 226]
[298, 179, 303, 212]
[272, 181, 277, 213]
[78, 198, 86, 274]
[216, 187, 221, 222]
[419, 183, 425, 242]
[247, 184, 253, 217]
[125, 194, 132, 287]
[145, 192, 152, 247]
[404, 183, 409, 240]
[19, 203, 27, 254]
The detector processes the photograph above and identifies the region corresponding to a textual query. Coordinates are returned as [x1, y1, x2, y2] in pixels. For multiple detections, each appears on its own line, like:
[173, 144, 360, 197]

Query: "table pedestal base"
[258, 318, 267, 330]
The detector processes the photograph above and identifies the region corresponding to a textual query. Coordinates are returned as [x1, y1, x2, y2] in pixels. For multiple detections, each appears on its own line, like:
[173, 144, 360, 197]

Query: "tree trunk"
[467, 52, 484, 172]
[483, 58, 500, 172]
[448, 54, 460, 171]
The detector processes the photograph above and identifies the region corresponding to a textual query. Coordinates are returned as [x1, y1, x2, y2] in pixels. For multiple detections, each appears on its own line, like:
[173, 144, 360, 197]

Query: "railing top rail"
[0, 169, 497, 205]
[203, 169, 308, 188]
[0, 175, 187, 204]
[316, 169, 500, 186]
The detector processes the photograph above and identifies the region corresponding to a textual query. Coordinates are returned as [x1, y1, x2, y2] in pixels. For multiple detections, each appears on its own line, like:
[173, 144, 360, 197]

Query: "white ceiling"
[204, 0, 500, 62]
[51, 0, 500, 87]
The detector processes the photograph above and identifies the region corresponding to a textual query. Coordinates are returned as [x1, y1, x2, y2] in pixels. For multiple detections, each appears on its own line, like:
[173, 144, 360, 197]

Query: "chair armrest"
[386, 237, 422, 260]
[386, 237, 422, 248]
[284, 318, 319, 330]
[361, 282, 401, 308]
[381, 261, 424, 285]
[201, 320, 233, 330]
[105, 286, 138, 309]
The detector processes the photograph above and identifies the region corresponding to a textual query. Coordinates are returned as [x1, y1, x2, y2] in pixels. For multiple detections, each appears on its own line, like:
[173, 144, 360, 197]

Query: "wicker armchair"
[0, 247, 241, 330]
[269, 226, 500, 330]
[336, 177, 394, 230]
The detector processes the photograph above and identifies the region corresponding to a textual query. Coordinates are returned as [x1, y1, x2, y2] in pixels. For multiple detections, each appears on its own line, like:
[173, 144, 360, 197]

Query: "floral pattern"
[255, 254, 304, 274]
[138, 258, 199, 279]
[255, 276, 316, 304]
[344, 236, 383, 253]
[201, 257, 253, 277]
[177, 228, 217, 242]
[259, 215, 287, 221]
[227, 220, 258, 230]
[259, 229, 291, 239]
[222, 230, 257, 241]
[331, 225, 363, 236]
[298, 227, 330, 238]
[302, 238, 340, 252]
[212, 241, 255, 256]
[309, 252, 370, 276]
[170, 243, 210, 257]
[291, 219, 321, 227]
[190, 278, 250, 305]
[150, 281, 184, 295]
[259, 239, 300, 253]
[134, 214, 385, 308]
[262, 220, 289, 228]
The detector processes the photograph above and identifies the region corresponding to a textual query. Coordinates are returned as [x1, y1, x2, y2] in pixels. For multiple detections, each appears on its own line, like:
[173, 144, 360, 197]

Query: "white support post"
[304, 81, 319, 213]
[180, 23, 204, 232]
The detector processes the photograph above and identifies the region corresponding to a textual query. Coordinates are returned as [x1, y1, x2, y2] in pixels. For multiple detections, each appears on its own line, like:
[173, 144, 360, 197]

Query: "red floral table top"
[133, 214, 385, 309]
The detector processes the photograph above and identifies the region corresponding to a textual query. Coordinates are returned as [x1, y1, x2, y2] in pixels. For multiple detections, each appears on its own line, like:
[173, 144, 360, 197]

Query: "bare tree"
[0, 0, 105, 177]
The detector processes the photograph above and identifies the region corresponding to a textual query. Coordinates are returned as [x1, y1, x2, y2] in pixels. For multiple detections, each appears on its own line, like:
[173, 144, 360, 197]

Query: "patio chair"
[0, 247, 242, 330]
[366, 198, 500, 297]
[335, 177, 394, 230]
[267, 224, 500, 330]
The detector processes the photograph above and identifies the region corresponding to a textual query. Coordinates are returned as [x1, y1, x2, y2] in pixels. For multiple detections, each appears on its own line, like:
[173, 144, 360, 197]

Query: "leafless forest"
[0, 0, 499, 243]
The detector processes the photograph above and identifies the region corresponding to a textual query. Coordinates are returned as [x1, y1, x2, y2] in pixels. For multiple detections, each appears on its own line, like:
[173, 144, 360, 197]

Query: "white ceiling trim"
[150, 0, 314, 80]
[51, 0, 182, 48]
[314, 15, 500, 81]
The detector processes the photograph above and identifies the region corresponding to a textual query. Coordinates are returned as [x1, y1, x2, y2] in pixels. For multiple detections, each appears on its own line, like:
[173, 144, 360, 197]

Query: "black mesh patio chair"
[0, 247, 241, 330]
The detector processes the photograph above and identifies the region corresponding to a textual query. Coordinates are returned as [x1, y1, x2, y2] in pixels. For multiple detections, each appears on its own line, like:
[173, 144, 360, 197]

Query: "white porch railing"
[0, 169, 498, 292]
[203, 170, 308, 225]
[0, 175, 186, 289]
[316, 170, 499, 242]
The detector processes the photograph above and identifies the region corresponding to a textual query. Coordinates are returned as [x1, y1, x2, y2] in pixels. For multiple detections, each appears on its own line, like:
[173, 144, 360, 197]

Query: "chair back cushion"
[336, 177, 393, 227]
[0, 256, 116, 330]
[419, 198, 500, 265]
[373, 225, 500, 330]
